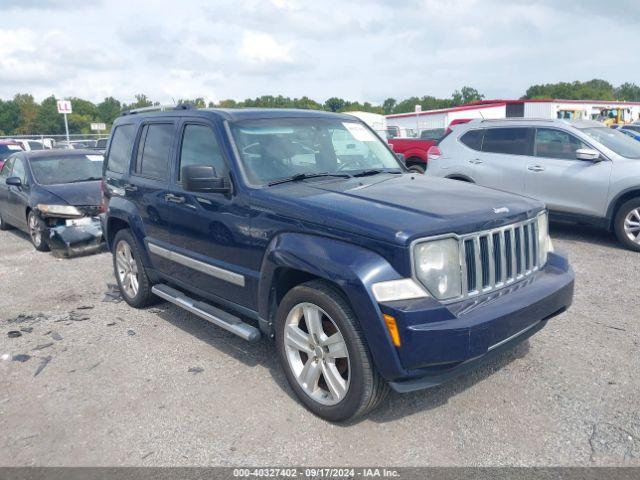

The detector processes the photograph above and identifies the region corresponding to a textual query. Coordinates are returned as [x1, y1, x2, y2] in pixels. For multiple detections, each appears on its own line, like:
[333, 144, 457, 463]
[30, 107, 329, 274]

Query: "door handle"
[527, 165, 545, 172]
[468, 159, 483, 165]
[165, 193, 186, 204]
[123, 184, 138, 192]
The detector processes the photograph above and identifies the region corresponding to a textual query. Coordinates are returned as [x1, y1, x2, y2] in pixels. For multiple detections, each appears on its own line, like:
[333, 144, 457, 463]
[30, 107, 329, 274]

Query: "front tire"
[112, 229, 157, 307]
[276, 280, 388, 422]
[614, 198, 640, 252]
[0, 210, 11, 231]
[28, 211, 49, 252]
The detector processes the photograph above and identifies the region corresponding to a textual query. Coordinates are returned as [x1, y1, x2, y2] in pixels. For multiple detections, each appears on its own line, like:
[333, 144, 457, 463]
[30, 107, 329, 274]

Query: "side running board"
[151, 284, 261, 342]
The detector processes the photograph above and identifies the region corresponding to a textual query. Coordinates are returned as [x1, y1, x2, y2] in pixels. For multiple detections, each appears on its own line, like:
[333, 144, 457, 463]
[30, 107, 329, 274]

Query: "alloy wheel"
[283, 302, 350, 405]
[116, 240, 139, 298]
[28, 213, 42, 247]
[624, 208, 640, 244]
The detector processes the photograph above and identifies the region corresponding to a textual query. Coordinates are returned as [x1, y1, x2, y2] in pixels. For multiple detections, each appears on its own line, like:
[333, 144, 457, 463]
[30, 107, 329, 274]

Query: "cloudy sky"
[2, 0, 639, 105]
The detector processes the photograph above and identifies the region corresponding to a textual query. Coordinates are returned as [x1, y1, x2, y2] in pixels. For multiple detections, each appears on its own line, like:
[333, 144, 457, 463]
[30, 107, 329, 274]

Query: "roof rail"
[479, 117, 558, 123]
[121, 103, 195, 116]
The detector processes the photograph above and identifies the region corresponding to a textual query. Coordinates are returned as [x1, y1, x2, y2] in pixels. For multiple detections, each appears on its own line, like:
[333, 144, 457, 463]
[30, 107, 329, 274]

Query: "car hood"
[255, 174, 544, 245]
[40, 181, 102, 206]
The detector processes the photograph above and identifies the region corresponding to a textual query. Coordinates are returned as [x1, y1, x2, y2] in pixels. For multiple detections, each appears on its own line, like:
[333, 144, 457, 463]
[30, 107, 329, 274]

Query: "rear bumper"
[379, 251, 574, 390]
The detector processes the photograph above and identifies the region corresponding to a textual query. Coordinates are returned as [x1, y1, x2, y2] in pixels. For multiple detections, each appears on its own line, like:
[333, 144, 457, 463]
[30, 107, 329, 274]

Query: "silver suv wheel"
[284, 302, 350, 405]
[115, 240, 139, 298]
[623, 207, 640, 244]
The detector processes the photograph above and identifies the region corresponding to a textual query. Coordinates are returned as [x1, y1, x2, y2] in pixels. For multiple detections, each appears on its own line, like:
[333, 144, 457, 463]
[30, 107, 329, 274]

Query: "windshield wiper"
[352, 169, 402, 178]
[268, 172, 351, 186]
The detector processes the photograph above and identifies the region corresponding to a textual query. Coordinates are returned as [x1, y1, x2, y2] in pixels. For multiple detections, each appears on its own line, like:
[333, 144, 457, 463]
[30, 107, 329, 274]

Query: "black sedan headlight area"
[36, 203, 83, 218]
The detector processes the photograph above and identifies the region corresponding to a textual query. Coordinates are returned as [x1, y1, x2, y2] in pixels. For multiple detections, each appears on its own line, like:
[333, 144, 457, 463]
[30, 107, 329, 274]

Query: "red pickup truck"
[387, 137, 436, 173]
[387, 119, 471, 173]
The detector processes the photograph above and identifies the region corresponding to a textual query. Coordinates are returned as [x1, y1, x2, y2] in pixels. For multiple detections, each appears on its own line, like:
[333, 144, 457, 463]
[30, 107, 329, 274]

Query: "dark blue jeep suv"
[102, 105, 574, 421]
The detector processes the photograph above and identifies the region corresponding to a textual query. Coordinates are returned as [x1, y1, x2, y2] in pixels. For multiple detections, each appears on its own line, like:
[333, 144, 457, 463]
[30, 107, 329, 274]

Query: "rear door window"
[106, 124, 136, 173]
[460, 129, 483, 150]
[135, 123, 174, 180]
[535, 128, 588, 160]
[482, 128, 534, 156]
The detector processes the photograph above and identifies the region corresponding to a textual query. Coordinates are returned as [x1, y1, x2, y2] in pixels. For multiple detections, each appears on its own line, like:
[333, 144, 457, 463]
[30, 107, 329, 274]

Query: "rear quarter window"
[459, 129, 483, 150]
[106, 124, 136, 173]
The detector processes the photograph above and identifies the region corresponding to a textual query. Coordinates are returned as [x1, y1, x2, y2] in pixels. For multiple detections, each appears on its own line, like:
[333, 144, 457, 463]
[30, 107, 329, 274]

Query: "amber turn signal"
[383, 314, 401, 347]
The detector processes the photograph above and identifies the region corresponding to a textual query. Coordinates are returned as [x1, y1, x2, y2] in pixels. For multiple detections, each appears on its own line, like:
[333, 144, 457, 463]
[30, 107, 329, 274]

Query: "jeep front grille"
[460, 217, 540, 299]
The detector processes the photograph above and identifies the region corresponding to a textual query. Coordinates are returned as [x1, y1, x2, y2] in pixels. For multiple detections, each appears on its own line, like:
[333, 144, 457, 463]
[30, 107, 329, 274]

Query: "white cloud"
[0, 0, 639, 105]
[239, 31, 292, 64]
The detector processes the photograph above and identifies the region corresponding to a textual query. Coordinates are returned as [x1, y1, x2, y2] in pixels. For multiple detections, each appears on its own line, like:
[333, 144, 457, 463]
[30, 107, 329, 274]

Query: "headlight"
[413, 238, 462, 300]
[537, 211, 553, 266]
[36, 204, 82, 218]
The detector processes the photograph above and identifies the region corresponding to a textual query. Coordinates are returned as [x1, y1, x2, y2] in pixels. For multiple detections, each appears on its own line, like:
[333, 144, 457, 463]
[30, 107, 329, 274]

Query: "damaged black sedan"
[0, 150, 104, 256]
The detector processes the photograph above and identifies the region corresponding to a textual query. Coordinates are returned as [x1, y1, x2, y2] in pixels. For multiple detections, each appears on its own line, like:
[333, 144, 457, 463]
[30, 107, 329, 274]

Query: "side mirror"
[575, 148, 601, 162]
[6, 176, 22, 187]
[182, 165, 229, 193]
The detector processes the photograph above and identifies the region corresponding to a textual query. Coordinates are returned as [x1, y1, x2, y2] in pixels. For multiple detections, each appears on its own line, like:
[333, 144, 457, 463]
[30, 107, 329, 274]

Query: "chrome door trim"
[148, 242, 245, 287]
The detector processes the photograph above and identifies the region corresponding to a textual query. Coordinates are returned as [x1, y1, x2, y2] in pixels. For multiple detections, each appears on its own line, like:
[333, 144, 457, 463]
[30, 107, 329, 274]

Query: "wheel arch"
[258, 232, 407, 380]
[607, 188, 640, 230]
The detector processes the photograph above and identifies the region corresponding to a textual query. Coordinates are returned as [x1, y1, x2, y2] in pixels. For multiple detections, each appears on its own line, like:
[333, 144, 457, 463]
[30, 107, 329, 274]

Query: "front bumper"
[379, 251, 574, 391]
[46, 217, 104, 257]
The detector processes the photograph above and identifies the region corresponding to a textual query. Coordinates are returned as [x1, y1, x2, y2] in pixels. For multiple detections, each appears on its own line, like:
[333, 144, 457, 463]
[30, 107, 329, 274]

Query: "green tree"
[382, 98, 396, 115]
[33, 96, 64, 134]
[524, 79, 615, 100]
[324, 97, 346, 112]
[615, 82, 640, 101]
[0, 99, 21, 135]
[451, 86, 484, 105]
[13, 93, 39, 134]
[97, 97, 123, 125]
[124, 94, 154, 110]
[178, 97, 207, 108]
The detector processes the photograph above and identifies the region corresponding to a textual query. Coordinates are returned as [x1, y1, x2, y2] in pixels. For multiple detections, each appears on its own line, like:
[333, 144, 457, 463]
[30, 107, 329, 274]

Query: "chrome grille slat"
[454, 216, 541, 302]
[473, 236, 482, 292]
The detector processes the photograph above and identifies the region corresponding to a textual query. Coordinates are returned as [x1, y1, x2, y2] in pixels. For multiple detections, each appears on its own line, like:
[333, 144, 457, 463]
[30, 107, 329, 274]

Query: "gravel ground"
[0, 223, 638, 466]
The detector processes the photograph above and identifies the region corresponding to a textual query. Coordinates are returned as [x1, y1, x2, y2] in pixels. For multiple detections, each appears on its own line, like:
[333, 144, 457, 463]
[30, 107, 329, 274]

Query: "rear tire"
[112, 229, 157, 308]
[275, 280, 389, 422]
[28, 211, 50, 252]
[614, 198, 640, 252]
[405, 158, 425, 174]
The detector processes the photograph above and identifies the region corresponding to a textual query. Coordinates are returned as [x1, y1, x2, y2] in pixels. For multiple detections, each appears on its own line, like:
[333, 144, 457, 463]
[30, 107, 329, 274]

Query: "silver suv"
[425, 119, 640, 251]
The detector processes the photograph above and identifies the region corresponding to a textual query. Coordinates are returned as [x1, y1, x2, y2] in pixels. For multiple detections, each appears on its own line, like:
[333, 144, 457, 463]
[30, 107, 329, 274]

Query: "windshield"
[30, 154, 104, 185]
[230, 118, 402, 186]
[580, 127, 640, 159]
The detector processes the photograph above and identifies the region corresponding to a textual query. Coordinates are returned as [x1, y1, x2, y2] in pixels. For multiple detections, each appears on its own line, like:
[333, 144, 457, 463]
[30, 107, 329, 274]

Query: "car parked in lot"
[13, 139, 46, 152]
[103, 106, 574, 421]
[619, 128, 640, 142]
[0, 150, 104, 255]
[425, 119, 640, 251]
[0, 140, 23, 170]
[387, 137, 436, 173]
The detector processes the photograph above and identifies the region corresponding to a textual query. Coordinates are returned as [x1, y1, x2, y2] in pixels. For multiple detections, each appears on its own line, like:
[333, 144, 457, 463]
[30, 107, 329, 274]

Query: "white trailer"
[386, 103, 507, 136]
[343, 111, 388, 139]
